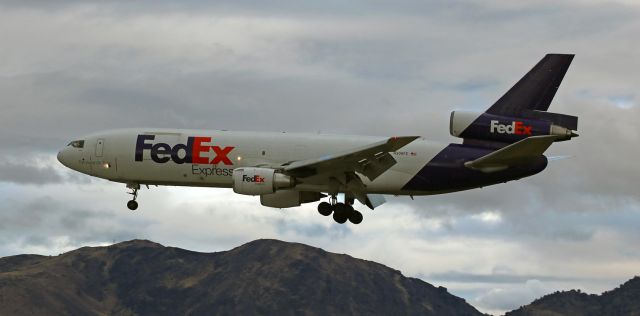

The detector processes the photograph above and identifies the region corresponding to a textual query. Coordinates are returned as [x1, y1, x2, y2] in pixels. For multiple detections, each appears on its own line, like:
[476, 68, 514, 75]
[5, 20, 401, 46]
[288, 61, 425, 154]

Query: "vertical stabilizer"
[486, 54, 574, 116]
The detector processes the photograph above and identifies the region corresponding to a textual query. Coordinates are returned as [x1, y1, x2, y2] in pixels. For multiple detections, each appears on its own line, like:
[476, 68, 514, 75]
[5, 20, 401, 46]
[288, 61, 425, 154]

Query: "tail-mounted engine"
[232, 167, 295, 195]
[450, 111, 577, 144]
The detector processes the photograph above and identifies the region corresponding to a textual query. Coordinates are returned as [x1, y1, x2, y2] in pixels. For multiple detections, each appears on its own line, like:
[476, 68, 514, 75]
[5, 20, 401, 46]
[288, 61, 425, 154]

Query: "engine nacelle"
[260, 190, 324, 208]
[450, 111, 576, 143]
[232, 167, 295, 196]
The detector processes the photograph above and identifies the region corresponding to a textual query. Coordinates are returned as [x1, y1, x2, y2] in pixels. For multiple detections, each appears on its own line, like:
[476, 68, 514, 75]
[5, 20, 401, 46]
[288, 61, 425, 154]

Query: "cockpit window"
[67, 140, 85, 148]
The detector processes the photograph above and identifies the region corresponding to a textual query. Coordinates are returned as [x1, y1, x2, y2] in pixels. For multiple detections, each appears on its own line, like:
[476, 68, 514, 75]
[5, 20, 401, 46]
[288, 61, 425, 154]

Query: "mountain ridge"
[0, 238, 485, 316]
[506, 276, 640, 316]
[2, 239, 638, 315]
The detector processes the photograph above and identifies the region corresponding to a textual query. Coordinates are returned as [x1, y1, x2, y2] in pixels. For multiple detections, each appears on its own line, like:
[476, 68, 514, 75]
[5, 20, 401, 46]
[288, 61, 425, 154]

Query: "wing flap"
[284, 136, 419, 180]
[357, 151, 397, 180]
[464, 135, 558, 173]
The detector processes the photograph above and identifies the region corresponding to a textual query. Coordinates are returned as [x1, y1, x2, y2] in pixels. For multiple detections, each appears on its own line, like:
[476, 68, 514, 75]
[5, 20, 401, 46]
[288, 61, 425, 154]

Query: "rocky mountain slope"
[0, 239, 485, 316]
[507, 276, 640, 316]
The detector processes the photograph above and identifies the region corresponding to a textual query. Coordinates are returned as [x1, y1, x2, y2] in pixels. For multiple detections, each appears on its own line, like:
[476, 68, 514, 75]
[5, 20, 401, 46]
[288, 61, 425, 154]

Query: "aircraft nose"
[57, 149, 68, 167]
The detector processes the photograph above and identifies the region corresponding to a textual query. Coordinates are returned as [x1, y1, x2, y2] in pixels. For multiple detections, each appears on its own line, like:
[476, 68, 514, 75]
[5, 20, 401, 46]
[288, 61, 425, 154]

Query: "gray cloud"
[0, 161, 64, 185]
[0, 159, 93, 185]
[428, 271, 585, 284]
[0, 1, 639, 314]
[0, 195, 153, 255]
[275, 218, 351, 239]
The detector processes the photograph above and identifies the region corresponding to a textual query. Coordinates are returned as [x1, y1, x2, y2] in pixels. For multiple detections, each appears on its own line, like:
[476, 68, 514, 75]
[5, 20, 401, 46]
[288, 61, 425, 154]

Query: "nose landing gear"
[127, 200, 138, 211]
[126, 183, 140, 210]
[316, 196, 363, 225]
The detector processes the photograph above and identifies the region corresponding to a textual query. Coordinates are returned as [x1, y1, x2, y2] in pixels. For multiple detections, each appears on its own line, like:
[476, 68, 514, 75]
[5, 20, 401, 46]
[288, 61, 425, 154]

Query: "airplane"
[58, 54, 578, 225]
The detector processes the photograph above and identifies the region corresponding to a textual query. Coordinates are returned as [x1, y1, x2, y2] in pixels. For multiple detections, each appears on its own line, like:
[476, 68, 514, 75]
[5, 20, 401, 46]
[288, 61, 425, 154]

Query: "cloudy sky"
[1, 0, 639, 314]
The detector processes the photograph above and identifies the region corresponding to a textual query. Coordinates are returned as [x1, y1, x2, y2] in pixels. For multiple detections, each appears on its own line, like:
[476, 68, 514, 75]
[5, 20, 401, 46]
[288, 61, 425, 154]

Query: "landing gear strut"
[316, 195, 363, 225]
[126, 183, 140, 210]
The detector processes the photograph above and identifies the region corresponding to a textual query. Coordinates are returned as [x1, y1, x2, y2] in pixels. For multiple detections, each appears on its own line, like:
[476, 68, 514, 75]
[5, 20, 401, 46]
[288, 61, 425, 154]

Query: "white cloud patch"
[473, 279, 552, 313]
[471, 211, 503, 224]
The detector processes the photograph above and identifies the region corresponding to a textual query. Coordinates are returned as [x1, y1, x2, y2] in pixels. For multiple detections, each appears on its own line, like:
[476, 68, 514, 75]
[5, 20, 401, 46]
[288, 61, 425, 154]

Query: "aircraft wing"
[464, 135, 558, 173]
[282, 136, 419, 181]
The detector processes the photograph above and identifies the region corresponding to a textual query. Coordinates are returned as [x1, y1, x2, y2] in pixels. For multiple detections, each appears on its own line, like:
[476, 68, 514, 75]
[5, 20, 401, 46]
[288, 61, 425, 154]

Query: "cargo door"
[96, 139, 104, 157]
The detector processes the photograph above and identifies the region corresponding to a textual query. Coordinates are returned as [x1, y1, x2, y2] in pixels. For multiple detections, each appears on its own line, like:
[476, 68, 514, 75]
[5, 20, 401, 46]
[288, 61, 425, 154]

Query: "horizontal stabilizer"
[464, 135, 558, 173]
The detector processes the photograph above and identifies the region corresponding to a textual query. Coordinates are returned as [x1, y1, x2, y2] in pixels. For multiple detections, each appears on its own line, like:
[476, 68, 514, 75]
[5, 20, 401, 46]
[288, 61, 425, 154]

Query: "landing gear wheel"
[127, 200, 138, 211]
[125, 183, 140, 211]
[333, 212, 348, 224]
[348, 210, 363, 224]
[345, 203, 354, 213]
[318, 202, 333, 216]
[332, 203, 348, 224]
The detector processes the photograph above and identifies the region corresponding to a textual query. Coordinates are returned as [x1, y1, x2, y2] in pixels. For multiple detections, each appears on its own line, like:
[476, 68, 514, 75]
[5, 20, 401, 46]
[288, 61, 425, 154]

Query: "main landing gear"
[126, 183, 140, 210]
[317, 196, 363, 225]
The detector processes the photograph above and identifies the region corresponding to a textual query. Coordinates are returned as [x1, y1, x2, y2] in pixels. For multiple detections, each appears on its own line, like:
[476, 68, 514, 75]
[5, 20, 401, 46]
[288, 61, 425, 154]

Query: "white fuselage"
[57, 128, 448, 195]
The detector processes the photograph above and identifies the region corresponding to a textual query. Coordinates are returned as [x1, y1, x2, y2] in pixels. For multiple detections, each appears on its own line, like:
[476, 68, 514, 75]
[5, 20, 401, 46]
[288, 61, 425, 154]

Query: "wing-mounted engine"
[450, 111, 577, 144]
[232, 167, 295, 195]
[260, 190, 325, 208]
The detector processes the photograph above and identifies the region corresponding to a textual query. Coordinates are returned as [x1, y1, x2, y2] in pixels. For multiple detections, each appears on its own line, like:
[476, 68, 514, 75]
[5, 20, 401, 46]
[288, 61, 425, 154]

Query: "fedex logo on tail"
[135, 135, 235, 165]
[489, 120, 532, 135]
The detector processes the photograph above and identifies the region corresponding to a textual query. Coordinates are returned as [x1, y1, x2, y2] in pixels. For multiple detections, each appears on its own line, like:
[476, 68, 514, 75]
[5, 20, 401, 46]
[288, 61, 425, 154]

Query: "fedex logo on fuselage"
[242, 175, 265, 183]
[489, 120, 532, 135]
[135, 135, 235, 165]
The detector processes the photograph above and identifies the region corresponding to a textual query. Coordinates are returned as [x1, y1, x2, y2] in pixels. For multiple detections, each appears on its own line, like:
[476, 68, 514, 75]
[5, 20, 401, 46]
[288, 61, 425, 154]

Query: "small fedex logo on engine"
[242, 174, 265, 183]
[489, 120, 532, 135]
[135, 135, 235, 165]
